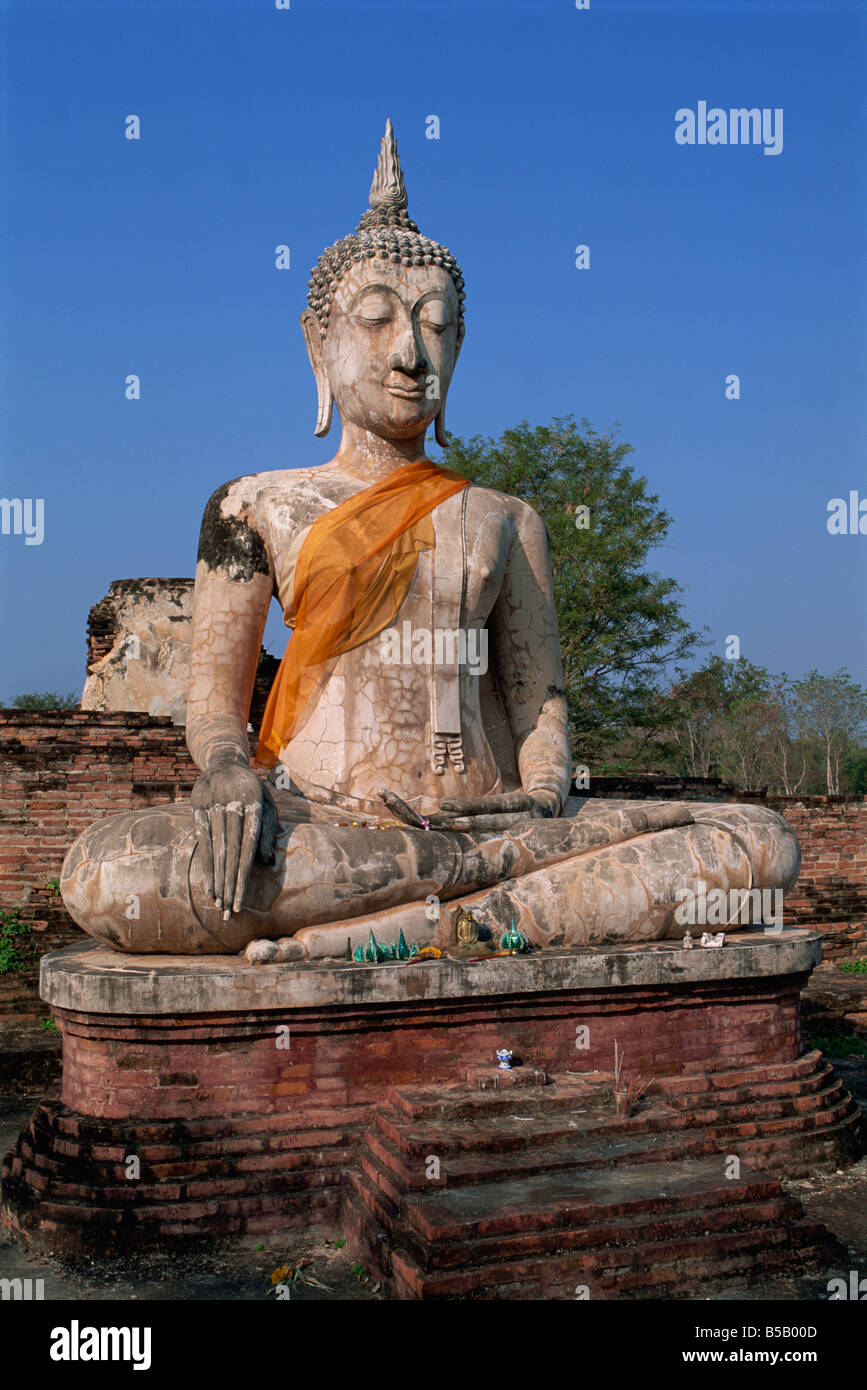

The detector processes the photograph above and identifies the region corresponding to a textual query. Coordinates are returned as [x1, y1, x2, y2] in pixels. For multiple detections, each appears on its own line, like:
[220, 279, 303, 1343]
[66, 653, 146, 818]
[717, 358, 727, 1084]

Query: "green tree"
[664, 661, 867, 794]
[665, 656, 776, 783]
[844, 751, 867, 795]
[441, 417, 703, 764]
[787, 669, 867, 795]
[3, 691, 78, 710]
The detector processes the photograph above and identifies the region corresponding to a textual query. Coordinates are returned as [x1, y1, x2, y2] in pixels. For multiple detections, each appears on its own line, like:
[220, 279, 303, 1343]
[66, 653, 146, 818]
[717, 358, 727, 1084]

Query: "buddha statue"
[60, 122, 800, 959]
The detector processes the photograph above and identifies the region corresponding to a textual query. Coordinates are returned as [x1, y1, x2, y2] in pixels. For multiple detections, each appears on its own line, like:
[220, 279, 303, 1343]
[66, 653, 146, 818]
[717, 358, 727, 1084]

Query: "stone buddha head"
[300, 120, 466, 446]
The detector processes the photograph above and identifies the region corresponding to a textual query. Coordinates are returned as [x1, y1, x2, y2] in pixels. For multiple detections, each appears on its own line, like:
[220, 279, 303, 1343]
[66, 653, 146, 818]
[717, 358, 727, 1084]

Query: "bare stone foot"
[243, 937, 307, 966]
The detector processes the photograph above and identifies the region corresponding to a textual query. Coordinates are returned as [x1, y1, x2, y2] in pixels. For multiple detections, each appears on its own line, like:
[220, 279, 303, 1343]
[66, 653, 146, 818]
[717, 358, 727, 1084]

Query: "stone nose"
[388, 332, 426, 375]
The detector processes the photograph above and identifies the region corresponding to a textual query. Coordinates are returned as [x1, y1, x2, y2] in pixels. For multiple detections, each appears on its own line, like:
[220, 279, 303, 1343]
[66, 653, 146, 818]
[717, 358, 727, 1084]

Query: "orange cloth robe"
[256, 460, 469, 767]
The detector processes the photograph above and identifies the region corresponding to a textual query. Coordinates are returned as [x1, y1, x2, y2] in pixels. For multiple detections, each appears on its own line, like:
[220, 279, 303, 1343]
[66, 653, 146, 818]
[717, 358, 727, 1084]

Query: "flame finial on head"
[307, 120, 466, 347]
[368, 118, 408, 214]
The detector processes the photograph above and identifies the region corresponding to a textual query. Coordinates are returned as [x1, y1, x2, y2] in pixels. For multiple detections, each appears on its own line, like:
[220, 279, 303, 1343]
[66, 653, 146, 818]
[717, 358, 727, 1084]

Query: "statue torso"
[242, 467, 522, 814]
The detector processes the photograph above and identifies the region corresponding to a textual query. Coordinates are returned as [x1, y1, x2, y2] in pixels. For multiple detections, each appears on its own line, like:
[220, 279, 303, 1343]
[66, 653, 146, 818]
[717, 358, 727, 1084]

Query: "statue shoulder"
[201, 469, 319, 514]
[196, 470, 318, 580]
[466, 484, 547, 539]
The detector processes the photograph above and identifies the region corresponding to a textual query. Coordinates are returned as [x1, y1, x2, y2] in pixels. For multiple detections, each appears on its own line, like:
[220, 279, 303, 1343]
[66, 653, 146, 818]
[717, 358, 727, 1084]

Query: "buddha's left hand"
[430, 788, 560, 831]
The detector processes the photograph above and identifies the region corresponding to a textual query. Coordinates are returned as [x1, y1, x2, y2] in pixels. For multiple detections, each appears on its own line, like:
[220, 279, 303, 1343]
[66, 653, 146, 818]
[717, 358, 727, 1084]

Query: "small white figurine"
[682, 930, 694, 949]
[700, 932, 725, 949]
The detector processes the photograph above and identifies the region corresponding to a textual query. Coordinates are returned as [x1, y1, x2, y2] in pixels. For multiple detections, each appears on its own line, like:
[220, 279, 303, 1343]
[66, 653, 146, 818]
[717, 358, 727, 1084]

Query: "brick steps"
[389, 1228, 834, 1301]
[410, 1196, 811, 1272]
[345, 1053, 860, 1298]
[18, 1104, 358, 1174]
[385, 1074, 610, 1122]
[0, 1098, 359, 1250]
[3, 1050, 861, 1265]
[363, 1124, 723, 1197]
[365, 1074, 859, 1187]
[348, 1160, 805, 1261]
[375, 1081, 850, 1165]
[8, 1186, 342, 1246]
[652, 1048, 828, 1090]
[44, 1099, 363, 1144]
[12, 1149, 352, 1205]
[398, 1160, 788, 1242]
[384, 1050, 835, 1119]
[721, 1114, 863, 1177]
[342, 1170, 834, 1300]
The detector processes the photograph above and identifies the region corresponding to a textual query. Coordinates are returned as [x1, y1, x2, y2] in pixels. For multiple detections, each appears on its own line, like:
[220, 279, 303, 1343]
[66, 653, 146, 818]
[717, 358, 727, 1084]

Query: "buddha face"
[304, 262, 461, 441]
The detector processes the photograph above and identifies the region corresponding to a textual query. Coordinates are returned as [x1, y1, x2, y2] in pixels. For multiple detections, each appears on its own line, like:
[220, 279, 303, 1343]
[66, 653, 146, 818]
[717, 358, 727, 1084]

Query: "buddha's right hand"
[191, 761, 279, 919]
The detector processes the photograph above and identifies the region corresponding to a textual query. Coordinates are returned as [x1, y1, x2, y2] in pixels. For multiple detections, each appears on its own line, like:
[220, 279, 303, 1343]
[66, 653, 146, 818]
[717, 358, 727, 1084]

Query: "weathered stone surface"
[79, 580, 280, 732]
[81, 579, 194, 722]
[41, 929, 821, 1015]
[59, 795, 802, 956]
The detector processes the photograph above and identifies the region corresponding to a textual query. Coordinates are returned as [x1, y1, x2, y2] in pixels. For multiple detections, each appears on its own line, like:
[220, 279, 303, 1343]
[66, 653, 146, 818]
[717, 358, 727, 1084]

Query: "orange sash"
[256, 460, 470, 767]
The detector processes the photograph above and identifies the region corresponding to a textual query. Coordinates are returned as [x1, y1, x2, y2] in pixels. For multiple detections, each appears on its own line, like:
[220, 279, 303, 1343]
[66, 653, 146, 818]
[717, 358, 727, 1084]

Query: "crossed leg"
[60, 794, 799, 957]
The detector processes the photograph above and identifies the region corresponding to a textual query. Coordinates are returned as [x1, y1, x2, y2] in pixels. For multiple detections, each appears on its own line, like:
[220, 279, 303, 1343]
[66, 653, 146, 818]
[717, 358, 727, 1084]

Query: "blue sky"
[1, 0, 864, 702]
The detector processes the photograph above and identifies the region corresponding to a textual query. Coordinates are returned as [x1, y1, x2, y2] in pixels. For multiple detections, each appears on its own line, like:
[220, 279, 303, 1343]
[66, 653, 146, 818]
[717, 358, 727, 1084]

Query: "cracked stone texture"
[81, 579, 194, 722]
[59, 795, 801, 956]
[61, 462, 801, 959]
[40, 929, 821, 1015]
[186, 466, 561, 813]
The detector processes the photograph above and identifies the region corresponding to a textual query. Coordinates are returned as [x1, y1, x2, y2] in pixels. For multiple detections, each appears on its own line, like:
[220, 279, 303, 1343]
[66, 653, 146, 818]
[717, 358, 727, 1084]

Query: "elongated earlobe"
[313, 376, 333, 438]
[435, 332, 461, 447]
[434, 394, 448, 448]
[300, 309, 333, 438]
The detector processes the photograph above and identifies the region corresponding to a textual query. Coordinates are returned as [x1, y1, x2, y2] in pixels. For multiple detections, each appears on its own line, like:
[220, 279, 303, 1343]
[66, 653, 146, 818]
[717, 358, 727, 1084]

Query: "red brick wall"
[752, 797, 867, 960]
[0, 711, 199, 1070]
[56, 974, 807, 1120]
[0, 712, 198, 954]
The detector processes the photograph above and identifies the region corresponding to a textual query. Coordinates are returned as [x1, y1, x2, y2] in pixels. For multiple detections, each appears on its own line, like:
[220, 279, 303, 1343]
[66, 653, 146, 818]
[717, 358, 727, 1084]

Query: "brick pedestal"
[1, 931, 862, 1273]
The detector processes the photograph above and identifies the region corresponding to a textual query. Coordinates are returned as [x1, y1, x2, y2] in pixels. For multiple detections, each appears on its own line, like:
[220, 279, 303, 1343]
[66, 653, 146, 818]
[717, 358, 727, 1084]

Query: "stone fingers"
[376, 787, 428, 828]
[194, 808, 216, 901]
[221, 802, 245, 920]
[234, 800, 263, 915]
[209, 805, 226, 909]
[441, 812, 536, 832]
[198, 795, 266, 918]
[440, 792, 533, 816]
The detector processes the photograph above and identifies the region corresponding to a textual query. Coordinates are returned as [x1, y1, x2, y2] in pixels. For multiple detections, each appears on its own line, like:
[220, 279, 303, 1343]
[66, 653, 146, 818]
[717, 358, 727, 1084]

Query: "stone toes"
[243, 938, 280, 965]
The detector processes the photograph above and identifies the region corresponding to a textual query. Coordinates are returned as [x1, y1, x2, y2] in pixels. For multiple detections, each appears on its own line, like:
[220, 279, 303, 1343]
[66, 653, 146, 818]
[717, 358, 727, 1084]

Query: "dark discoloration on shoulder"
[197, 479, 271, 582]
[545, 683, 566, 701]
